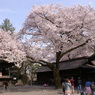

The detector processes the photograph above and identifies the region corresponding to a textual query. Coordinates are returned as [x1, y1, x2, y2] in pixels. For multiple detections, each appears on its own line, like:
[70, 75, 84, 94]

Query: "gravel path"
[0, 85, 80, 95]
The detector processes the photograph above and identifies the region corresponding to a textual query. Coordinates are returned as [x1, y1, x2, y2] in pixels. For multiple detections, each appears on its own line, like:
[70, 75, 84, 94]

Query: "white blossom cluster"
[20, 5, 95, 62]
[0, 29, 26, 63]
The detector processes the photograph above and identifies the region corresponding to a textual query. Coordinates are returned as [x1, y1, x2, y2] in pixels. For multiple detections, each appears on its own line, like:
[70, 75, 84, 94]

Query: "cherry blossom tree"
[0, 29, 26, 63]
[20, 4, 95, 88]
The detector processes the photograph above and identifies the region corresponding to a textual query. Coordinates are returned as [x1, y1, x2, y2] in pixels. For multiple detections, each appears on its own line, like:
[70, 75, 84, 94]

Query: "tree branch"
[26, 56, 53, 67]
[60, 39, 90, 60]
[39, 60, 53, 68]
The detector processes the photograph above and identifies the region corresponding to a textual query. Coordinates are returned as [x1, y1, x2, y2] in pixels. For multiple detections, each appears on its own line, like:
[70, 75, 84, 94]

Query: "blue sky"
[0, 0, 95, 32]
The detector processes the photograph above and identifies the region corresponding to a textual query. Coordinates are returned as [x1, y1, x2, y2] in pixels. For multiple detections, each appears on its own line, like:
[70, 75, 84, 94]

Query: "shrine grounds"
[0, 85, 80, 95]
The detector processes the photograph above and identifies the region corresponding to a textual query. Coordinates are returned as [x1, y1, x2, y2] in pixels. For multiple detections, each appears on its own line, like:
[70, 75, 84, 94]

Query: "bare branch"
[60, 39, 90, 60]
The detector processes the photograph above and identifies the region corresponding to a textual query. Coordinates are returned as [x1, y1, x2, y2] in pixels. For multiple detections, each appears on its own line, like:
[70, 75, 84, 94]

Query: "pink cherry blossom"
[0, 29, 26, 63]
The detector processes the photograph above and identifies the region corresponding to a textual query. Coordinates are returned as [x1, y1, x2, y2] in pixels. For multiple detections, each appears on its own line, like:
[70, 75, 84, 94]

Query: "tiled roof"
[37, 57, 95, 73]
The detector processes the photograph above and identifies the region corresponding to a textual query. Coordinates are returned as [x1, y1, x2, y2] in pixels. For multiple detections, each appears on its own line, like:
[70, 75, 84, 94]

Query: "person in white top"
[64, 78, 72, 95]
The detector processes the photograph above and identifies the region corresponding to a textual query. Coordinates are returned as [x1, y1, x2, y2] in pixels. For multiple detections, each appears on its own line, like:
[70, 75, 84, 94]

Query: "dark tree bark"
[52, 64, 61, 88]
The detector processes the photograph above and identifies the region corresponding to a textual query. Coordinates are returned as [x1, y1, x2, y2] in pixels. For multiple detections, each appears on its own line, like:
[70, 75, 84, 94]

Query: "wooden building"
[0, 59, 14, 81]
[36, 56, 95, 85]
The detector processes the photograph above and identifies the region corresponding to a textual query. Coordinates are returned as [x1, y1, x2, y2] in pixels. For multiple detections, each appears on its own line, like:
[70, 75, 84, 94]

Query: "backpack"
[78, 79, 82, 85]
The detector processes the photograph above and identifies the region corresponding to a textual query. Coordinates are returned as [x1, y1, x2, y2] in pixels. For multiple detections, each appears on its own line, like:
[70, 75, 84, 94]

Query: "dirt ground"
[0, 85, 79, 95]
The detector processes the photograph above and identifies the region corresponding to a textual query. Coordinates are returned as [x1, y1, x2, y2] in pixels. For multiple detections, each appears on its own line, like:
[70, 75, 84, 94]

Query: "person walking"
[3, 81, 8, 90]
[62, 81, 65, 94]
[85, 79, 92, 95]
[77, 77, 82, 94]
[91, 81, 95, 95]
[64, 78, 72, 95]
[70, 77, 75, 94]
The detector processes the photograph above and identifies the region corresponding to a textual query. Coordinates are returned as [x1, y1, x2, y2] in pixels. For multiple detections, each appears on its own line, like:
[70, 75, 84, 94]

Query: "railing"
[0, 76, 10, 78]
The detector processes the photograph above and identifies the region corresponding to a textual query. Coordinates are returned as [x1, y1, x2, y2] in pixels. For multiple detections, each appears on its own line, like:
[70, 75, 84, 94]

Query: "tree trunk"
[53, 65, 61, 88]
